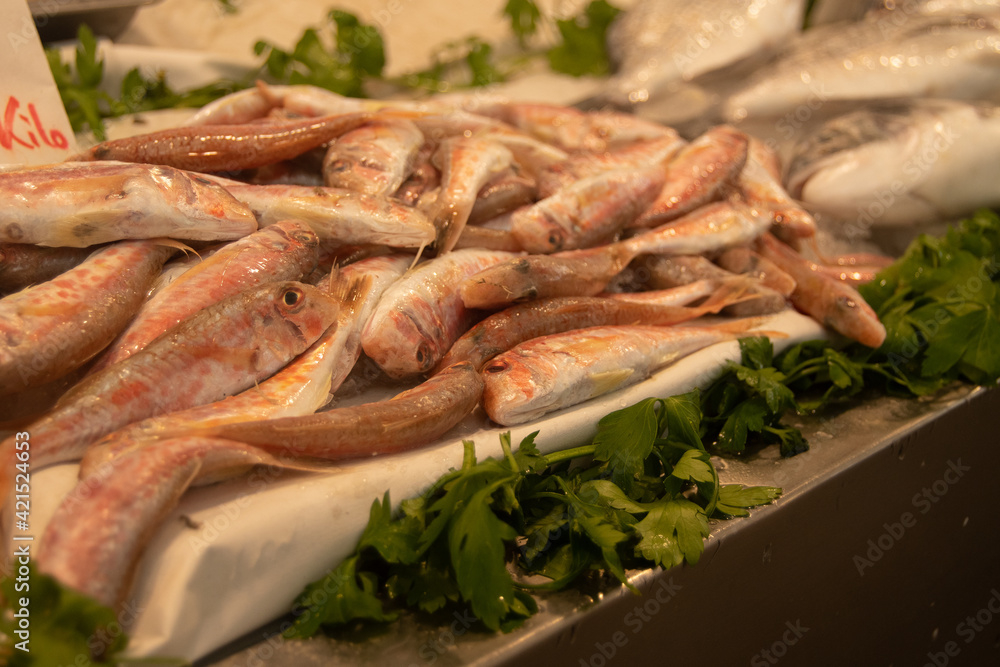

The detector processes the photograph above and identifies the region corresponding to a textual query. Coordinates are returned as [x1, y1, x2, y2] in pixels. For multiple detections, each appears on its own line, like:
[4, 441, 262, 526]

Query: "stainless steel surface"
[200, 385, 1000, 666]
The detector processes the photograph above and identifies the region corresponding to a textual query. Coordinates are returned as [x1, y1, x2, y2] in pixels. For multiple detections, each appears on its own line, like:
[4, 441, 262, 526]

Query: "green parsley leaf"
[448, 482, 519, 631]
[503, 0, 542, 46]
[287, 555, 395, 637]
[634, 498, 709, 568]
[0, 565, 129, 665]
[547, 0, 622, 77]
[593, 396, 660, 494]
[714, 484, 783, 518]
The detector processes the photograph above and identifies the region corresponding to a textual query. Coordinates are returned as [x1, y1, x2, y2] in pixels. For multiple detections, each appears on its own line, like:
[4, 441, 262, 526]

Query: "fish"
[536, 132, 685, 199]
[0, 162, 258, 247]
[724, 12, 1000, 122]
[183, 81, 380, 126]
[600, 0, 805, 106]
[715, 246, 798, 296]
[436, 279, 754, 372]
[633, 125, 749, 228]
[784, 99, 1000, 229]
[468, 169, 536, 225]
[90, 220, 320, 372]
[362, 248, 519, 378]
[323, 118, 424, 197]
[72, 111, 380, 172]
[474, 102, 674, 153]
[738, 136, 817, 241]
[808, 0, 1000, 27]
[756, 233, 886, 347]
[0, 240, 175, 395]
[0, 243, 95, 295]
[189, 361, 483, 460]
[217, 181, 436, 249]
[80, 261, 408, 474]
[481, 319, 776, 426]
[635, 254, 791, 317]
[0, 280, 338, 477]
[39, 436, 327, 610]
[461, 201, 773, 309]
[430, 137, 514, 254]
[511, 166, 666, 254]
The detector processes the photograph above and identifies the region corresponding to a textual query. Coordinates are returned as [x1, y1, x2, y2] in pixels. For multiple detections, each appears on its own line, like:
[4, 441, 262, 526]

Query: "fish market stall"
[5, 0, 1000, 665]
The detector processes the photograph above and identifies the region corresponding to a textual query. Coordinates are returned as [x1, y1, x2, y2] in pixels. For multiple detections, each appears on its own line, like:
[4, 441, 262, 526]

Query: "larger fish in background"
[724, 11, 1000, 121]
[784, 99, 1000, 228]
[808, 0, 1000, 26]
[599, 0, 805, 107]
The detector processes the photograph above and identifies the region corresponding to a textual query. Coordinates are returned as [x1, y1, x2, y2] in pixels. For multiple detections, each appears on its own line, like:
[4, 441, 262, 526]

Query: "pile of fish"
[0, 86, 890, 615]
[598, 0, 1000, 236]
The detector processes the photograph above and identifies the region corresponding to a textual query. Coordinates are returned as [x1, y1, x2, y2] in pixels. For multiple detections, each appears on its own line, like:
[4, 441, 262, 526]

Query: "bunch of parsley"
[286, 410, 780, 636]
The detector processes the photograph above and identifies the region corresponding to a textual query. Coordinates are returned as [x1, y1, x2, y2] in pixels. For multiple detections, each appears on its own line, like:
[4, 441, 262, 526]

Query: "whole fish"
[80, 260, 408, 473]
[756, 233, 886, 347]
[39, 436, 322, 609]
[461, 201, 772, 309]
[482, 320, 774, 425]
[91, 220, 320, 372]
[600, 0, 805, 107]
[808, 0, 1000, 26]
[724, 13, 1000, 121]
[633, 125, 749, 228]
[362, 248, 519, 378]
[430, 136, 514, 254]
[191, 361, 483, 460]
[0, 243, 94, 295]
[784, 99, 1000, 227]
[184, 82, 379, 126]
[0, 162, 257, 247]
[219, 181, 436, 249]
[323, 118, 424, 197]
[0, 240, 175, 395]
[536, 132, 685, 199]
[436, 279, 752, 372]
[0, 280, 338, 477]
[474, 102, 674, 153]
[511, 165, 666, 254]
[72, 111, 380, 172]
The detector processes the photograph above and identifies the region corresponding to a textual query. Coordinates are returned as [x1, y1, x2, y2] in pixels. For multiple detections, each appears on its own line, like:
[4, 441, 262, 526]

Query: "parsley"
[546, 0, 622, 77]
[289, 411, 780, 636]
[46, 25, 246, 141]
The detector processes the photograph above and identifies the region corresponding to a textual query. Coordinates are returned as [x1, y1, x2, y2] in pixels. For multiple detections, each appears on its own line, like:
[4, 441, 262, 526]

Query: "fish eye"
[484, 360, 508, 373]
[416, 344, 434, 370]
[282, 287, 304, 309]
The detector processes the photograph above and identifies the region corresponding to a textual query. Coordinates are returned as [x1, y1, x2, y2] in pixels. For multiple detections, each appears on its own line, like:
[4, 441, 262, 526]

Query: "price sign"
[2, 0, 77, 164]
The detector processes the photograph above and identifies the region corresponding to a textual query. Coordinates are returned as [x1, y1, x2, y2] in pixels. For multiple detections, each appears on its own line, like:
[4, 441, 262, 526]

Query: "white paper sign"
[1, 0, 77, 164]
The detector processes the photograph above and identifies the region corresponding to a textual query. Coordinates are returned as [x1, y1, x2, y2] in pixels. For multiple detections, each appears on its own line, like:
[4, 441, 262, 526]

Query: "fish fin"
[708, 316, 788, 339]
[150, 237, 199, 258]
[589, 368, 635, 397]
[327, 273, 374, 316]
[696, 276, 761, 314]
